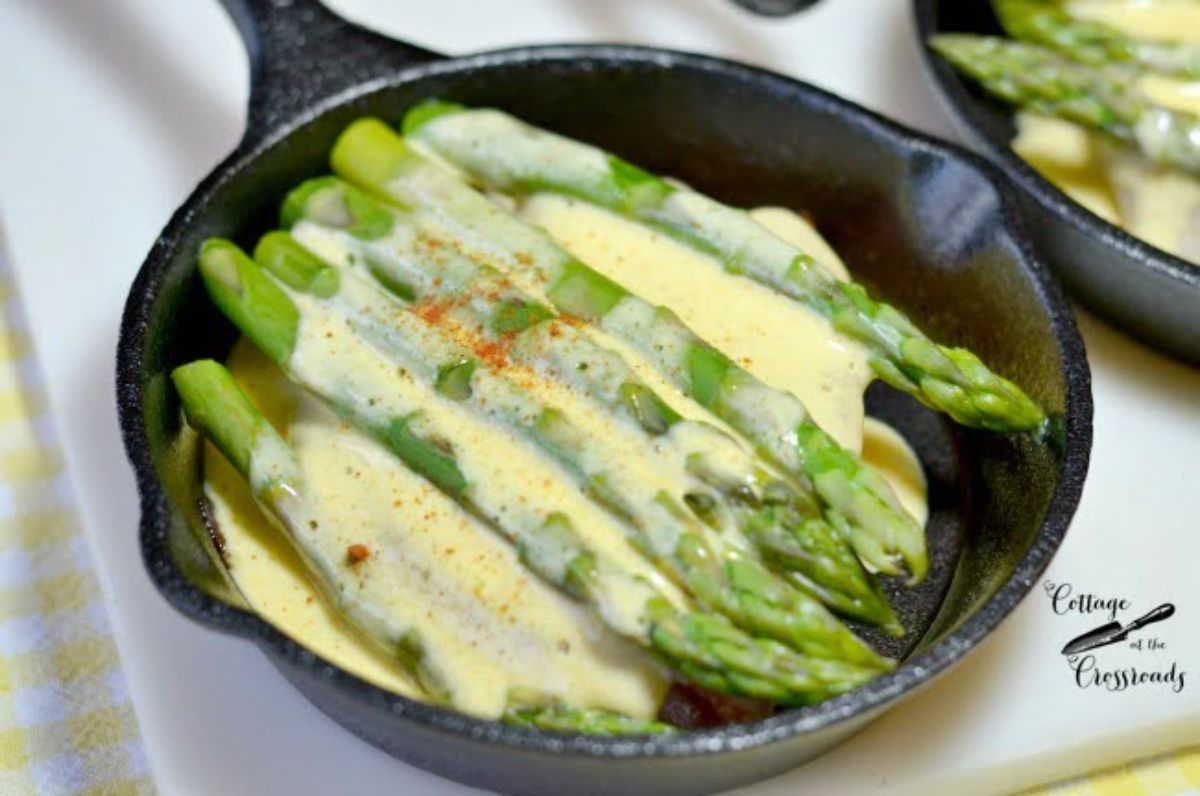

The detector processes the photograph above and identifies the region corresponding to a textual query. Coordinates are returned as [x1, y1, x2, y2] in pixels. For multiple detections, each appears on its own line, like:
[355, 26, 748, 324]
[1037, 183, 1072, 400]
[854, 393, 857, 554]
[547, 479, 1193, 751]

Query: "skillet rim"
[910, 0, 1200, 294]
[116, 42, 1092, 760]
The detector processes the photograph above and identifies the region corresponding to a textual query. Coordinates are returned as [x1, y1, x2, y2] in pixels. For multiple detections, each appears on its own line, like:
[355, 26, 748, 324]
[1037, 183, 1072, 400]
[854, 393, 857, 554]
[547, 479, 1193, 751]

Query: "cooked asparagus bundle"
[278, 181, 898, 629]
[254, 228, 893, 659]
[193, 238, 880, 703]
[399, 103, 1046, 433]
[993, 0, 1200, 79]
[932, 35, 1200, 177]
[328, 120, 928, 582]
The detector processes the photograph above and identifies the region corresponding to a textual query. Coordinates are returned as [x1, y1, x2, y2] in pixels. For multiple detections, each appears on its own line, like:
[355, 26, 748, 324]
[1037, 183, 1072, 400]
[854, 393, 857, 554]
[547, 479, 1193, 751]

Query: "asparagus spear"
[255, 228, 894, 659]
[993, 0, 1200, 79]
[504, 704, 674, 735]
[172, 359, 452, 701]
[328, 120, 929, 582]
[195, 238, 879, 703]
[932, 35, 1200, 177]
[279, 182, 899, 630]
[399, 104, 1046, 432]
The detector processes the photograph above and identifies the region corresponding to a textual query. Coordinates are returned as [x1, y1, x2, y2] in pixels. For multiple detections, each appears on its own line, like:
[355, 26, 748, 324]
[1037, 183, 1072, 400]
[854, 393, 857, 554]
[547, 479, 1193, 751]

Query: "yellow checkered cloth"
[1030, 748, 1200, 796]
[0, 251, 1191, 796]
[0, 271, 153, 794]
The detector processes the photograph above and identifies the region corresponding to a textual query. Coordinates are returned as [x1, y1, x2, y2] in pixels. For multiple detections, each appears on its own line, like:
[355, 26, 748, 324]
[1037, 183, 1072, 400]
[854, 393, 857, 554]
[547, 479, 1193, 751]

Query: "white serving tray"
[0, 1, 1196, 793]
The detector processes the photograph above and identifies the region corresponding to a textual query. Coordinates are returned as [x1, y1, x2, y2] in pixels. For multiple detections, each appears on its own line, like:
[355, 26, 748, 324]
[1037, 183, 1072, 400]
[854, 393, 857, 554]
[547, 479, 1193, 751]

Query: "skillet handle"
[218, 0, 441, 148]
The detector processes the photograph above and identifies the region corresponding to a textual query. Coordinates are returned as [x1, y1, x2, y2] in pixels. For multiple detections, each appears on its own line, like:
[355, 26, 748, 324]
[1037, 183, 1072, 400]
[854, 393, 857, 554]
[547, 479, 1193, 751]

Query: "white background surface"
[1, 1, 1197, 793]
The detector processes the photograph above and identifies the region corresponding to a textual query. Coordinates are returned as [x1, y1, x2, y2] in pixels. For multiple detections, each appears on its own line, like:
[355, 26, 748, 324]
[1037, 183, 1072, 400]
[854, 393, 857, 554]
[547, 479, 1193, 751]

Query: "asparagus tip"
[280, 176, 342, 229]
[197, 238, 299, 366]
[171, 358, 259, 477]
[331, 117, 411, 190]
[198, 238, 245, 293]
[254, 231, 340, 298]
[402, 99, 468, 135]
[171, 358, 226, 391]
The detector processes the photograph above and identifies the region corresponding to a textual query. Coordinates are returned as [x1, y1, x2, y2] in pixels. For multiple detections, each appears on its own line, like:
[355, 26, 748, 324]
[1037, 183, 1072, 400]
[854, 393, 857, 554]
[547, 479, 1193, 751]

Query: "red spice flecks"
[558, 312, 586, 329]
[413, 288, 534, 373]
[346, 544, 370, 565]
[412, 297, 449, 327]
[473, 338, 509, 370]
[416, 231, 444, 252]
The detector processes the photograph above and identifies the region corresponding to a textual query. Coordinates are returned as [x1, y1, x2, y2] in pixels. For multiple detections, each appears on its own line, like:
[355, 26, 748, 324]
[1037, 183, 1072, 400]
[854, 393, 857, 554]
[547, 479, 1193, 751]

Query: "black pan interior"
[119, 46, 1090, 766]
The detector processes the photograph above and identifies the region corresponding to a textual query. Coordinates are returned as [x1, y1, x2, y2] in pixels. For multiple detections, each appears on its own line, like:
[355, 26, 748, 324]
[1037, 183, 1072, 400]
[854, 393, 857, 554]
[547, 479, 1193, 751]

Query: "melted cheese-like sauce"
[520, 196, 873, 453]
[1012, 7, 1200, 262]
[208, 341, 667, 719]
[1013, 114, 1122, 223]
[862, 418, 928, 527]
[1069, 0, 1200, 44]
[205, 202, 927, 718]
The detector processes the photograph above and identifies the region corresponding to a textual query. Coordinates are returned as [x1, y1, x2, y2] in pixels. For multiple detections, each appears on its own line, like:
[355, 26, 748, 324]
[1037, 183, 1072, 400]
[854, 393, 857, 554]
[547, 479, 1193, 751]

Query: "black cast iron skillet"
[914, 0, 1200, 362]
[115, 1, 1092, 793]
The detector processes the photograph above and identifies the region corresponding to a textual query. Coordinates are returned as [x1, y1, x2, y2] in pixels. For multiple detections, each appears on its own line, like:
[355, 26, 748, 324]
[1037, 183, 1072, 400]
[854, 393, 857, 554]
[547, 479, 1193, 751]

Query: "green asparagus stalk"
[255, 228, 895, 659]
[327, 120, 929, 582]
[279, 181, 899, 631]
[171, 359, 451, 701]
[399, 103, 1046, 432]
[195, 237, 880, 703]
[993, 0, 1200, 79]
[932, 34, 1200, 177]
[503, 704, 674, 735]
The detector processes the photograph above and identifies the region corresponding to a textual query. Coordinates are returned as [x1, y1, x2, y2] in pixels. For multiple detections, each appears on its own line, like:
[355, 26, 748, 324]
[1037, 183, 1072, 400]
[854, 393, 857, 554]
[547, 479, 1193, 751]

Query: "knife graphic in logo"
[1061, 603, 1175, 656]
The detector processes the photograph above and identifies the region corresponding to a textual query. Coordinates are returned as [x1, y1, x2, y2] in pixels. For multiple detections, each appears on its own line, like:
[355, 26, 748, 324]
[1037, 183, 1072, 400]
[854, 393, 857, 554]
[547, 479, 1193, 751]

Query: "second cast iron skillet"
[115, 1, 1092, 793]
[914, 0, 1200, 361]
